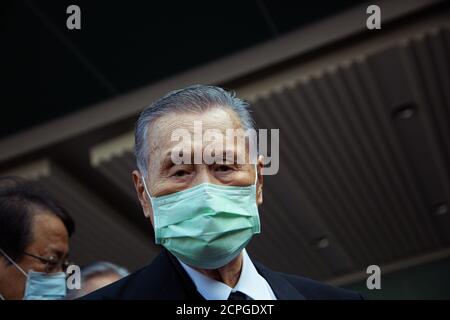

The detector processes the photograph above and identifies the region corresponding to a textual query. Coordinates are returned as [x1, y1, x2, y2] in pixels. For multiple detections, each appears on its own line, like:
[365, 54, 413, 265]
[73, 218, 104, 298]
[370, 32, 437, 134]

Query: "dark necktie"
[228, 291, 248, 300]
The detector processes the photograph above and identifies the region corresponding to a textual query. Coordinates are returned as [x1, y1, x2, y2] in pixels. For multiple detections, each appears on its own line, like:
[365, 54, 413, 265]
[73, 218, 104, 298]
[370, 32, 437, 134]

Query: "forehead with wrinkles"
[145, 107, 244, 173]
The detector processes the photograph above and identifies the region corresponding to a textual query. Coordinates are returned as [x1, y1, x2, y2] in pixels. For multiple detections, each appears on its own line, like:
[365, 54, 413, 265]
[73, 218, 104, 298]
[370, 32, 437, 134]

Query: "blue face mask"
[22, 271, 67, 300]
[142, 165, 261, 269]
[0, 248, 67, 300]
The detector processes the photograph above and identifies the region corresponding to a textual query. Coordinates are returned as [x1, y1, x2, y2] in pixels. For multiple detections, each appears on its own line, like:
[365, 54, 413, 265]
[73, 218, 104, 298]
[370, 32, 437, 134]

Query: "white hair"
[134, 84, 256, 175]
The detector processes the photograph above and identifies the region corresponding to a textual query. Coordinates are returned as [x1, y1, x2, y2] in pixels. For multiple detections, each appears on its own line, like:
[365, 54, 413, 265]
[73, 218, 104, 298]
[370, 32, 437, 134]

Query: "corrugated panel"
[94, 150, 137, 201]
[247, 25, 450, 280]
[35, 162, 158, 271]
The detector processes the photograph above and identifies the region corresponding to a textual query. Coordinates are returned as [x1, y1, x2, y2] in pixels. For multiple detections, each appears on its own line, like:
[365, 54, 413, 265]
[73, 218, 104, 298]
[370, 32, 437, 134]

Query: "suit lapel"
[156, 250, 305, 300]
[162, 249, 205, 300]
[254, 261, 306, 300]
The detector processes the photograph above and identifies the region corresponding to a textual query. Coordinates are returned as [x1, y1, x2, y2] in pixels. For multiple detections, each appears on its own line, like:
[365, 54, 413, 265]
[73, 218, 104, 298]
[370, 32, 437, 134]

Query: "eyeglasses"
[22, 252, 71, 274]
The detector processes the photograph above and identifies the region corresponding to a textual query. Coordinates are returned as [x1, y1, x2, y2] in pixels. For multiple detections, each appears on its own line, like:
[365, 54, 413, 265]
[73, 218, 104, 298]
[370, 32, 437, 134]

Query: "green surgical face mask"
[142, 166, 261, 269]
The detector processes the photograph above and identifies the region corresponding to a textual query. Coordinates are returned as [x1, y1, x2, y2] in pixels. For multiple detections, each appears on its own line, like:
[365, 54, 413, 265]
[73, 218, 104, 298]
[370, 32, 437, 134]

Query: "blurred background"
[0, 0, 449, 299]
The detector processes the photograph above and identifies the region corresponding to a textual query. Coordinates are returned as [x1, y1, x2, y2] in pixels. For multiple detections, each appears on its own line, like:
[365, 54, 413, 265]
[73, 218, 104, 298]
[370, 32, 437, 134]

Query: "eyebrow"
[160, 149, 244, 167]
[160, 152, 180, 170]
[48, 248, 67, 259]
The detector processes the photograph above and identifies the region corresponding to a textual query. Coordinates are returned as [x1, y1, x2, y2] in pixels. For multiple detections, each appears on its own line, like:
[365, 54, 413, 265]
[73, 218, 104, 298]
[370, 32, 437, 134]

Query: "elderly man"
[84, 85, 361, 300]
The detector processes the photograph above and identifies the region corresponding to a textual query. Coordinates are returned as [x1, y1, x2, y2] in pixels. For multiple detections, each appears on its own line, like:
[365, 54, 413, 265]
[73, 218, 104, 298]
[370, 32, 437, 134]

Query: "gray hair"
[134, 84, 256, 175]
[80, 261, 129, 280]
[65, 261, 129, 299]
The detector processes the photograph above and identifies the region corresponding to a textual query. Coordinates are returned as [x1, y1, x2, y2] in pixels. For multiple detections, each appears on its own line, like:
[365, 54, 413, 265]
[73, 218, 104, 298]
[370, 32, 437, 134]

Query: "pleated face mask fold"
[142, 166, 260, 269]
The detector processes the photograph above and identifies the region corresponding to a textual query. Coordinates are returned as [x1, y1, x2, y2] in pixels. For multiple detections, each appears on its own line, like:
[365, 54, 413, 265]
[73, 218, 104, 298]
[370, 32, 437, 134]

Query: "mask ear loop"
[0, 248, 27, 277]
[254, 163, 258, 186]
[141, 175, 154, 218]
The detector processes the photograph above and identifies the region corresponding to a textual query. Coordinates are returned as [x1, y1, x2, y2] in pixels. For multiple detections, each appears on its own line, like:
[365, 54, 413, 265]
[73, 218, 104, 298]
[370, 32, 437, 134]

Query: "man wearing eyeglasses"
[0, 177, 75, 300]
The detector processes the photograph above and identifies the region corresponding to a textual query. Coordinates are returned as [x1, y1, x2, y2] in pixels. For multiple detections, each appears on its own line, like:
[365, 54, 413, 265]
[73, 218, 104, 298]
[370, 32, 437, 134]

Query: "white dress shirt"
[178, 249, 277, 300]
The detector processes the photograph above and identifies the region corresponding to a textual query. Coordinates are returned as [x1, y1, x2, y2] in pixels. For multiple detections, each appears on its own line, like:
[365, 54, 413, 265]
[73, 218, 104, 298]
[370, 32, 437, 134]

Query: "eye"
[47, 256, 58, 264]
[215, 165, 232, 172]
[173, 170, 190, 177]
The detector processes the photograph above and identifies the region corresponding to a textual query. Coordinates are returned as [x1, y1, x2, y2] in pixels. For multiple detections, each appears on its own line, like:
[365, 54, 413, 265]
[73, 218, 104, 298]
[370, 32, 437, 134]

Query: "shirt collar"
[178, 249, 275, 300]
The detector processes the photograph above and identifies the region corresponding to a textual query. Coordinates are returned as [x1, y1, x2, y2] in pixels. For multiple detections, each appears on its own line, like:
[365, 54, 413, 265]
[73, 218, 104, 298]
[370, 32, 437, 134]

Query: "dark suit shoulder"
[80, 250, 188, 300]
[253, 260, 362, 300]
[279, 272, 363, 300]
[82, 251, 362, 300]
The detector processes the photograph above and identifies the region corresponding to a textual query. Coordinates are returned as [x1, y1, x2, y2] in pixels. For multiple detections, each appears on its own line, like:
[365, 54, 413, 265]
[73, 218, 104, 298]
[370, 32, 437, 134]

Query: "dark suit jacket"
[81, 249, 362, 300]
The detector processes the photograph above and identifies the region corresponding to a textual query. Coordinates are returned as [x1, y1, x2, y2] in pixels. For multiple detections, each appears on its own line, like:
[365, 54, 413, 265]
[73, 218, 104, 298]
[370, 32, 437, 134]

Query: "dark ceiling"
[0, 0, 362, 139]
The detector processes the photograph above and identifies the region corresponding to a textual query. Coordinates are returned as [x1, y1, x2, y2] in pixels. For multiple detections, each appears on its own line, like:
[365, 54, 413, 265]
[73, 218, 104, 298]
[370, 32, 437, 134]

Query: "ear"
[256, 155, 264, 205]
[132, 170, 154, 224]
